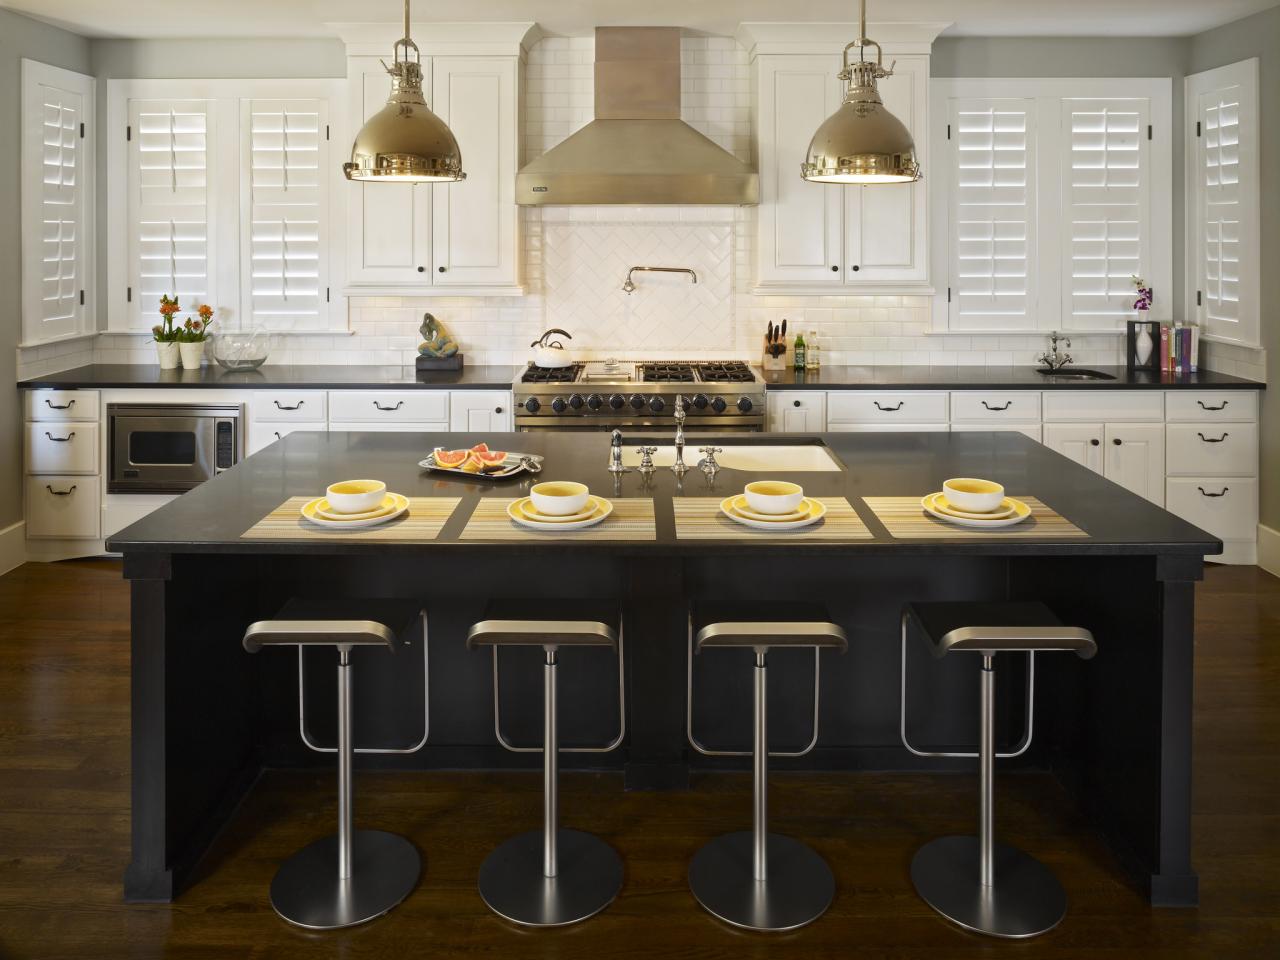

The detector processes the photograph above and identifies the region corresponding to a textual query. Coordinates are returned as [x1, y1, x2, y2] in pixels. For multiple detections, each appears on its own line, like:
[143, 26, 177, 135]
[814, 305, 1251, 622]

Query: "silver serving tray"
[418, 448, 544, 479]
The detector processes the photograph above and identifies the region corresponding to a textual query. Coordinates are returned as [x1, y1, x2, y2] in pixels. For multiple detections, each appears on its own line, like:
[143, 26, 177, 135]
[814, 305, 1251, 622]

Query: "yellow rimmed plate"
[923, 492, 1017, 521]
[508, 495, 613, 531]
[720, 496, 826, 530]
[302, 492, 409, 529]
[312, 493, 401, 522]
[516, 498, 598, 524]
[922, 493, 1031, 528]
[726, 494, 810, 523]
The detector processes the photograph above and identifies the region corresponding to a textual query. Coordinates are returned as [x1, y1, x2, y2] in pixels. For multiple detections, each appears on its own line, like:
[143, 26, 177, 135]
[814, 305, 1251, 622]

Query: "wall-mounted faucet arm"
[622, 266, 699, 294]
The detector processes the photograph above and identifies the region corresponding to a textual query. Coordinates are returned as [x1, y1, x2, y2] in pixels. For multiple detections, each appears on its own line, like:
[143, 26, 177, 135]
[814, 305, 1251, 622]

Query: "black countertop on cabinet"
[16, 364, 521, 390]
[760, 365, 1264, 390]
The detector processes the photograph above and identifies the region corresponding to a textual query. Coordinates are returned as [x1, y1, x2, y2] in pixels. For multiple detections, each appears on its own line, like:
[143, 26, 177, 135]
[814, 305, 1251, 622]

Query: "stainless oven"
[108, 403, 243, 493]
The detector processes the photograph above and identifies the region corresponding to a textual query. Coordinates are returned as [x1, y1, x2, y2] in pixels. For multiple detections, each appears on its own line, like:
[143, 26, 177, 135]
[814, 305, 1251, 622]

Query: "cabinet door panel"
[767, 392, 826, 432]
[448, 391, 513, 432]
[1104, 423, 1164, 506]
[1042, 423, 1104, 474]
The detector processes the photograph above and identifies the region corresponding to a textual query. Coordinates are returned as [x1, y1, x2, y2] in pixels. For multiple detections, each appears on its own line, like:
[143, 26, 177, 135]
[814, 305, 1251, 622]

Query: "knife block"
[761, 340, 788, 371]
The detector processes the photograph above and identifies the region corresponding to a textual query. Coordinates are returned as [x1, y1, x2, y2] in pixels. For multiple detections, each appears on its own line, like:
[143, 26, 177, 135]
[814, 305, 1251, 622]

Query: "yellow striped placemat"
[862, 496, 1088, 539]
[673, 497, 873, 541]
[241, 496, 461, 541]
[458, 498, 656, 541]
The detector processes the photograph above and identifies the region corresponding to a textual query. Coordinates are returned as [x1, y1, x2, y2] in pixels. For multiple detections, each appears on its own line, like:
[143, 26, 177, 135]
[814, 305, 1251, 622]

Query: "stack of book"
[1159, 322, 1200, 374]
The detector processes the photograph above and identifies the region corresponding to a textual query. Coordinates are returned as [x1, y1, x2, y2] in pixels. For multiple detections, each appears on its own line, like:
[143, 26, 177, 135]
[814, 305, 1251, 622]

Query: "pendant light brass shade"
[343, 1, 465, 183]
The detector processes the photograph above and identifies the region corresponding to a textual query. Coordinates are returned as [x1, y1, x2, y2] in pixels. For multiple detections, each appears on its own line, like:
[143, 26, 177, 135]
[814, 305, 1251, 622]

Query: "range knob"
[608, 394, 625, 410]
[523, 397, 541, 413]
[568, 394, 585, 410]
[551, 397, 567, 413]
[736, 397, 754, 413]
[649, 396, 666, 413]
[710, 396, 727, 413]
[629, 394, 645, 410]
[586, 394, 603, 411]
[693, 393, 710, 410]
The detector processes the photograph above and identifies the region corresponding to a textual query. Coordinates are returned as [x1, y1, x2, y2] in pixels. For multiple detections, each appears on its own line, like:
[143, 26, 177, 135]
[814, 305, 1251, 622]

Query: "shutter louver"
[39, 89, 82, 334]
[1200, 92, 1240, 328]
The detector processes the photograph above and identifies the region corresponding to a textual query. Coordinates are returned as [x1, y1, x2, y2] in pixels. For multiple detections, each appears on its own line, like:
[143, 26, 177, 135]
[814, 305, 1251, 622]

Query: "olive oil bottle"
[792, 331, 806, 370]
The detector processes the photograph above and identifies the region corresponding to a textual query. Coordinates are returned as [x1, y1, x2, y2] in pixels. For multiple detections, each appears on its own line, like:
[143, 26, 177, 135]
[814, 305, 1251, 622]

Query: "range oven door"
[108, 404, 243, 493]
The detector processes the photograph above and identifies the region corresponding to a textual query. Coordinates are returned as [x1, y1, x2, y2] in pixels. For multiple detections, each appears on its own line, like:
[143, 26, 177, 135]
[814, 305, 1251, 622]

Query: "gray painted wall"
[1189, 6, 1280, 530]
[0, 9, 91, 529]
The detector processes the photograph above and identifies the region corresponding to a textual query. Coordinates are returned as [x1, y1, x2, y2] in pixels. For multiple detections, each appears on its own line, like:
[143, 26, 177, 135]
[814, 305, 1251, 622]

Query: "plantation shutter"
[949, 99, 1036, 331]
[1061, 98, 1151, 329]
[128, 99, 214, 327]
[241, 98, 328, 330]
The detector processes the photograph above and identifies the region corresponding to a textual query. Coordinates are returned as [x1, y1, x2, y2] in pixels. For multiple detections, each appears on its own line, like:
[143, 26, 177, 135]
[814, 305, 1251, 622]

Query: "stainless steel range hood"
[515, 27, 758, 206]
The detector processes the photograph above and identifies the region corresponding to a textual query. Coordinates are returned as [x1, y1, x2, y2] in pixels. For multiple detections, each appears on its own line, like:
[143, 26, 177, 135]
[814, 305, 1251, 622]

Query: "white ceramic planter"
[179, 341, 206, 369]
[155, 341, 180, 370]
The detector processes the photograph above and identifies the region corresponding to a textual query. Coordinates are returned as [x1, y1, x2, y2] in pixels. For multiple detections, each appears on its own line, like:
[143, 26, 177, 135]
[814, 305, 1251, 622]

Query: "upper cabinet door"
[345, 56, 432, 285]
[430, 57, 519, 287]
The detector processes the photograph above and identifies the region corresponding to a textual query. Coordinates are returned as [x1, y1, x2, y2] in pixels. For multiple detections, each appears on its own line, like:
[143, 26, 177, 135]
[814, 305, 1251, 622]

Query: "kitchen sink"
[1035, 368, 1117, 381]
[621, 442, 843, 472]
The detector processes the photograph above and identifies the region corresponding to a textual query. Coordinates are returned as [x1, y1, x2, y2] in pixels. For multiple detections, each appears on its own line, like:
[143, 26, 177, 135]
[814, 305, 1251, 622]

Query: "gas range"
[513, 360, 766, 431]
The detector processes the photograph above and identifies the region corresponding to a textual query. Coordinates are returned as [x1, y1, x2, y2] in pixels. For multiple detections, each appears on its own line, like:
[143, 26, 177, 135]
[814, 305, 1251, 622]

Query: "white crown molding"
[328, 21, 542, 57]
[736, 21, 949, 58]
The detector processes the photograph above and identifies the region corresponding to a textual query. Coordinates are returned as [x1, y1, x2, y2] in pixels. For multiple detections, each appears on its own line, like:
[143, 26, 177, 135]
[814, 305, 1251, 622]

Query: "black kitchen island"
[107, 430, 1219, 909]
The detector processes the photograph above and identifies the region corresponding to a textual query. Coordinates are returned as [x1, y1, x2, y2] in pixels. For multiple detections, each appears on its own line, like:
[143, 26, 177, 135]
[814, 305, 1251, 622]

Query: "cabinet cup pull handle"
[274, 400, 304, 411]
[44, 398, 75, 410]
[45, 431, 75, 442]
[1198, 432, 1228, 443]
[1198, 486, 1229, 498]
[373, 400, 404, 411]
[46, 484, 77, 496]
[982, 401, 1012, 411]
[874, 401, 904, 412]
[1196, 400, 1228, 411]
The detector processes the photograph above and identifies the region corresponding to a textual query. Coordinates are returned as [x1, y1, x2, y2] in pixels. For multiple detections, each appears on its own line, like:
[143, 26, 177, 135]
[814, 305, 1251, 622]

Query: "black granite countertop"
[106, 430, 1220, 559]
[760, 365, 1264, 390]
[16, 364, 521, 390]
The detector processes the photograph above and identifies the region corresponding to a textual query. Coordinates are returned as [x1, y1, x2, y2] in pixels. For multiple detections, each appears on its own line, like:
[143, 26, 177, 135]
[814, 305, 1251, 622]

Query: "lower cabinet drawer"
[1165, 478, 1258, 542]
[247, 424, 320, 455]
[330, 421, 449, 434]
[329, 391, 448, 424]
[825, 423, 949, 433]
[949, 391, 1041, 422]
[1166, 423, 1258, 477]
[25, 421, 99, 474]
[251, 391, 327, 423]
[26, 389, 100, 422]
[26, 476, 101, 539]
[827, 391, 948, 424]
[1165, 391, 1257, 422]
[1042, 391, 1163, 422]
[950, 423, 1042, 442]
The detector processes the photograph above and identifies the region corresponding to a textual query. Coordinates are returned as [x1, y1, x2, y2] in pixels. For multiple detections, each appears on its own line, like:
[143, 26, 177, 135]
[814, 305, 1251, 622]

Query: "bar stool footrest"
[478, 829, 623, 927]
[910, 835, 1066, 939]
[270, 829, 420, 930]
[689, 831, 834, 932]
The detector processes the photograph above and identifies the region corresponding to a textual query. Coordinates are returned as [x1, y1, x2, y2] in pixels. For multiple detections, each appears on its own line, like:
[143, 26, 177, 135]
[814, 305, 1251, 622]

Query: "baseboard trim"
[0, 521, 26, 578]
[1258, 523, 1280, 578]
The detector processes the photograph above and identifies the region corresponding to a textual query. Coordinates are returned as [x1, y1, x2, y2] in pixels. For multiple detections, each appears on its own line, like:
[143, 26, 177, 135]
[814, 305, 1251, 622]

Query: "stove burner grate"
[640, 362, 696, 383]
[696, 361, 755, 383]
[521, 363, 584, 384]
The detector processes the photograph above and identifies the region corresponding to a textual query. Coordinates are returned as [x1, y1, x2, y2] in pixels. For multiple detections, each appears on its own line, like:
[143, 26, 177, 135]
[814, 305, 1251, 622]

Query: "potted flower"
[177, 304, 216, 369]
[1131, 276, 1155, 366]
[151, 295, 183, 369]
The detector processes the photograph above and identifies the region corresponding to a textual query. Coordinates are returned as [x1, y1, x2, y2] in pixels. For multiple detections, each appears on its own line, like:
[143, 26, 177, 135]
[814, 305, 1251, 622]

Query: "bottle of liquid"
[792, 331, 806, 370]
[806, 329, 820, 369]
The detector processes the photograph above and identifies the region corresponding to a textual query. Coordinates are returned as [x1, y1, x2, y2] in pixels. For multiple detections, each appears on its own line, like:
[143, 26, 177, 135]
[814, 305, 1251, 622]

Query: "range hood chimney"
[516, 27, 758, 206]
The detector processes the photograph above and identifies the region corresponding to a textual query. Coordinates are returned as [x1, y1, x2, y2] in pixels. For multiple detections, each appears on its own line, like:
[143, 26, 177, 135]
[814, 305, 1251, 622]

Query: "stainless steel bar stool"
[687, 605, 848, 932]
[242, 599, 425, 930]
[901, 601, 1096, 939]
[466, 600, 625, 927]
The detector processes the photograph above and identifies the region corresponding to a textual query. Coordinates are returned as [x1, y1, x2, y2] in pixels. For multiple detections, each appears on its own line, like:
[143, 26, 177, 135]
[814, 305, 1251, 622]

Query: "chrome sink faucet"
[1036, 331, 1073, 371]
[608, 429, 629, 473]
[672, 396, 688, 476]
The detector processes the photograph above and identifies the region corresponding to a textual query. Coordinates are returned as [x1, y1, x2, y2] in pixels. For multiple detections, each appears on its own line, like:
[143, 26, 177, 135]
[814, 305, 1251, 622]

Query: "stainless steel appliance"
[108, 403, 243, 493]
[513, 360, 766, 432]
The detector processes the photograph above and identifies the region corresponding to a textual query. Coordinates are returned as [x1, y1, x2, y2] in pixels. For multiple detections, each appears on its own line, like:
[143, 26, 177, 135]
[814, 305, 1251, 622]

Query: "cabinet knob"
[793, 400, 801, 407]
[851, 264, 860, 272]
[831, 265, 839, 272]
[1090, 438, 1100, 446]
[1113, 438, 1122, 446]
[438, 266, 446, 273]
[417, 266, 425, 273]
[494, 407, 503, 414]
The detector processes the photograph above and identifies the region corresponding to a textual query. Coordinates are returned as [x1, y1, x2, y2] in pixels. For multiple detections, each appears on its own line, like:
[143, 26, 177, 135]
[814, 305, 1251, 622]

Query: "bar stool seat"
[902, 601, 1096, 940]
[466, 600, 624, 927]
[243, 598, 425, 930]
[687, 604, 847, 932]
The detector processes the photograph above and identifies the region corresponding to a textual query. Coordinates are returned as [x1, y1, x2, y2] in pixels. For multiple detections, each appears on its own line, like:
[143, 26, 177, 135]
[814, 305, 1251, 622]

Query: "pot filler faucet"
[622, 266, 698, 294]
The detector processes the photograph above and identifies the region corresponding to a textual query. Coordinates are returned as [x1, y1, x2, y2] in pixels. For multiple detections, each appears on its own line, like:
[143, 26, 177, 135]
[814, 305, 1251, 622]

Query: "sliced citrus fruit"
[434, 449, 469, 468]
[475, 450, 506, 465]
[470, 442, 490, 453]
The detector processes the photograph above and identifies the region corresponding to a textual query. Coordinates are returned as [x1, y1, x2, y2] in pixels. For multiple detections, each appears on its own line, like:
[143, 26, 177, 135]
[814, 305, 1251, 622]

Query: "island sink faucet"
[622, 266, 698, 294]
[1036, 331, 1073, 371]
[671, 397, 689, 476]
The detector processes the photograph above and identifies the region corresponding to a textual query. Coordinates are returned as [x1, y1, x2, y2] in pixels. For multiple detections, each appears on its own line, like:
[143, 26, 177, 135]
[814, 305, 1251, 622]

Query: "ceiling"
[4, 0, 1278, 40]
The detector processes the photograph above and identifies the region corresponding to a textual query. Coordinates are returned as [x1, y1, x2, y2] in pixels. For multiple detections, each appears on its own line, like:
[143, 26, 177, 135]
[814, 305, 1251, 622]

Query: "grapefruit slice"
[475, 450, 507, 465]
[434, 449, 469, 469]
[470, 442, 490, 453]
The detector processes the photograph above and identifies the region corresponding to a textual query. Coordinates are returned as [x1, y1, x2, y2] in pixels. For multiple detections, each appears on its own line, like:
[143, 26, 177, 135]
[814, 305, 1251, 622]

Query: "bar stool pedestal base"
[911, 835, 1066, 939]
[270, 830, 420, 930]
[478, 829, 623, 927]
[689, 831, 835, 932]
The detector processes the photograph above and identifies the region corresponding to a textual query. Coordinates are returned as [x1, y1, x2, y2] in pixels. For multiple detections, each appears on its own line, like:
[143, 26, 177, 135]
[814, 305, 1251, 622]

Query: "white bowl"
[529, 481, 590, 516]
[325, 479, 387, 514]
[743, 480, 805, 516]
[942, 477, 1005, 514]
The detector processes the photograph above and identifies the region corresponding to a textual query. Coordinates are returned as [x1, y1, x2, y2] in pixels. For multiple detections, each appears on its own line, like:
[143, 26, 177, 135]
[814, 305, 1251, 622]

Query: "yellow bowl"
[942, 477, 1005, 514]
[743, 480, 805, 516]
[325, 479, 387, 514]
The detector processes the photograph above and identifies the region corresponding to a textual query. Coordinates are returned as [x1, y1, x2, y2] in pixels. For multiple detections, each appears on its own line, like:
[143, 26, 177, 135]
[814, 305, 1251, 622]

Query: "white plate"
[921, 494, 1031, 528]
[726, 494, 810, 523]
[720, 496, 827, 530]
[923, 492, 1017, 521]
[508, 496, 613, 531]
[302, 493, 409, 529]
[313, 493, 401, 522]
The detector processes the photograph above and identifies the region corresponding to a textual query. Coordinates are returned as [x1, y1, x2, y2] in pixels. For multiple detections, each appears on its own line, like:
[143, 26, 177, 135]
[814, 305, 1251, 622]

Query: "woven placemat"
[672, 497, 873, 540]
[458, 498, 656, 541]
[241, 496, 460, 541]
[861, 496, 1088, 539]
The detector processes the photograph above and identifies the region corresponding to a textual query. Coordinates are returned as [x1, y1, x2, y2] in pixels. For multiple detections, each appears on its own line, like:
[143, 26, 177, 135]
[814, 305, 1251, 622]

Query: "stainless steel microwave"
[108, 403, 243, 494]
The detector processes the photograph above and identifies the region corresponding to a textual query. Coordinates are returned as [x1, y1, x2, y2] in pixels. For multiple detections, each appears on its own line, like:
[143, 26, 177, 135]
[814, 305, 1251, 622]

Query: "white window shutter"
[949, 98, 1036, 331]
[240, 98, 329, 330]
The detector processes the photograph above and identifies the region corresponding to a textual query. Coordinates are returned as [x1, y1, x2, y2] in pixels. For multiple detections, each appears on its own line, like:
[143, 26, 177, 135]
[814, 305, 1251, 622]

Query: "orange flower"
[197, 304, 213, 320]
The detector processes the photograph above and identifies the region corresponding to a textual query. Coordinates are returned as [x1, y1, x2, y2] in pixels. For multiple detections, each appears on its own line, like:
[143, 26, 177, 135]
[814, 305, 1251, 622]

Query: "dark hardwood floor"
[0, 559, 1276, 959]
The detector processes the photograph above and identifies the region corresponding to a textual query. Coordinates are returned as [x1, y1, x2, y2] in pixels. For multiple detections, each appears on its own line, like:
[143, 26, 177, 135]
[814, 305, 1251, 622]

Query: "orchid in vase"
[1130, 276, 1155, 366]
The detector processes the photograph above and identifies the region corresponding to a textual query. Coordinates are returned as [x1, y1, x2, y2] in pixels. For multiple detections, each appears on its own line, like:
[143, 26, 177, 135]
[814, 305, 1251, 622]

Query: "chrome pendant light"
[343, 0, 465, 182]
[801, 0, 920, 184]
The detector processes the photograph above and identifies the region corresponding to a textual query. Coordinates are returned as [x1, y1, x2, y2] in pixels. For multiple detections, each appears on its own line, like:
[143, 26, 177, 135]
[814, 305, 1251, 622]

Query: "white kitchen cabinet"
[26, 476, 100, 539]
[950, 391, 1041, 423]
[767, 392, 827, 432]
[1042, 423, 1104, 473]
[1166, 423, 1257, 477]
[1104, 423, 1165, 506]
[449, 391, 513, 433]
[26, 389, 100, 422]
[329, 390, 449, 425]
[250, 391, 328, 424]
[25, 422, 99, 475]
[827, 391, 948, 426]
[1166, 478, 1258, 544]
[247, 424, 321, 456]
[950, 423, 1041, 442]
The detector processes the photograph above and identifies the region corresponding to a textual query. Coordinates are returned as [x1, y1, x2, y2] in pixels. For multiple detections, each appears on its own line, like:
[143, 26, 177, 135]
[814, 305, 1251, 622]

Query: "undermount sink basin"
[620, 443, 843, 472]
[1036, 368, 1117, 381]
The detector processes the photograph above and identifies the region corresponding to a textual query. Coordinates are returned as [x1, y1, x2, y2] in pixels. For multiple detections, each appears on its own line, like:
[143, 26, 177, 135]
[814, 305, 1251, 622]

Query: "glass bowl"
[212, 331, 271, 371]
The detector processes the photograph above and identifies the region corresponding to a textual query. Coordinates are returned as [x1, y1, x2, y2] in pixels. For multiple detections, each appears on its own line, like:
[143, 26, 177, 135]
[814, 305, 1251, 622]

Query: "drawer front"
[1167, 423, 1258, 477]
[826, 423, 949, 433]
[26, 475, 101, 539]
[827, 391, 948, 424]
[1166, 478, 1258, 542]
[1041, 391, 1163, 422]
[250, 391, 327, 423]
[329, 391, 449, 424]
[950, 423, 1042, 442]
[950, 391, 1041, 423]
[25, 422, 100, 475]
[26, 389, 100, 422]
[1165, 391, 1257, 422]
[247, 424, 321, 456]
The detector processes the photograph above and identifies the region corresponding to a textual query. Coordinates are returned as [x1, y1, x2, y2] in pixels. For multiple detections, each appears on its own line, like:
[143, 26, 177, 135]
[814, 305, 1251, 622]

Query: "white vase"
[179, 341, 206, 369]
[155, 341, 180, 370]
[1135, 322, 1154, 366]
